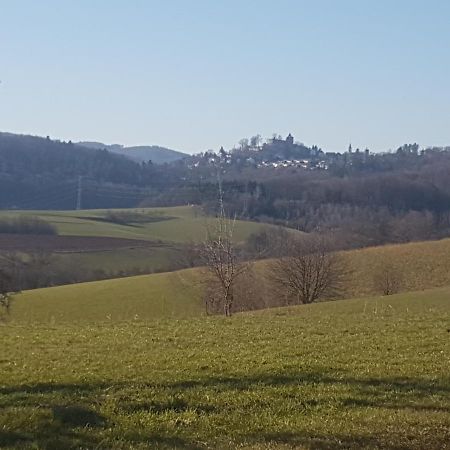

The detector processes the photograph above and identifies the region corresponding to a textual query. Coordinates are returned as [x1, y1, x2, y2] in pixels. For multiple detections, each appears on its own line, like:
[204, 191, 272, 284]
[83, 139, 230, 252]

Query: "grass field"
[54, 245, 183, 275]
[1, 288, 449, 449]
[342, 237, 450, 297]
[0, 206, 282, 278]
[0, 206, 269, 243]
[12, 269, 203, 324]
[8, 236, 450, 325]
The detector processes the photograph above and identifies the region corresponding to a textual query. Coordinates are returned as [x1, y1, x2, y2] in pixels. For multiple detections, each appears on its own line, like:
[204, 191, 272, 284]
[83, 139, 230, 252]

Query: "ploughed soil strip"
[0, 234, 168, 253]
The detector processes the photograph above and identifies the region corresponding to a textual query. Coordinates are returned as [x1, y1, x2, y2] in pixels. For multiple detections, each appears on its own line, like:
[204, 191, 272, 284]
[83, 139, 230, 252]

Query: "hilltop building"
[269, 133, 295, 146]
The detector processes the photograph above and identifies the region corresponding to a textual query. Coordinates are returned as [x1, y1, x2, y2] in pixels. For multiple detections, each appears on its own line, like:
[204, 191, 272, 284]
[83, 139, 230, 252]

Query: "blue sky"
[1, 0, 449, 153]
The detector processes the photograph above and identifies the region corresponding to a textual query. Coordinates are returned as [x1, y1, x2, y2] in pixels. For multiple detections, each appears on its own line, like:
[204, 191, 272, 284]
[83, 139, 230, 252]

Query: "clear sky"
[1, 0, 449, 154]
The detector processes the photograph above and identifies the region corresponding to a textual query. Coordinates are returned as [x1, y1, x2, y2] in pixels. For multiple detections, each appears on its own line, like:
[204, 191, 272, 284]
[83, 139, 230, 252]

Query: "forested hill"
[77, 141, 187, 164]
[0, 132, 144, 181]
[0, 132, 177, 209]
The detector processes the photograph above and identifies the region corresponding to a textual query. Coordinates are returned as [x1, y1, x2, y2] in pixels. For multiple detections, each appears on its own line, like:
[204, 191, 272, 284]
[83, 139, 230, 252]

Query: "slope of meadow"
[342, 237, 450, 297]
[0, 206, 269, 243]
[13, 269, 203, 324]
[1, 289, 449, 449]
[10, 237, 450, 325]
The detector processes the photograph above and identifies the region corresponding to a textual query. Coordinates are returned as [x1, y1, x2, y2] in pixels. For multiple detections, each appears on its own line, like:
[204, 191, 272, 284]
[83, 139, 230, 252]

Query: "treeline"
[0, 216, 57, 235]
[0, 250, 186, 293]
[193, 149, 450, 248]
[146, 151, 450, 248]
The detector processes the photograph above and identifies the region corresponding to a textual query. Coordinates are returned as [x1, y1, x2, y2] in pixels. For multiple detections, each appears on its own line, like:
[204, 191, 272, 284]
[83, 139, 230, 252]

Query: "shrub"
[104, 210, 171, 225]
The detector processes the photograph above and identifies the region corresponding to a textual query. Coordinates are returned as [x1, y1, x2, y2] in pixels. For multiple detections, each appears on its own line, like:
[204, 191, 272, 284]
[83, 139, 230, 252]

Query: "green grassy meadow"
[54, 245, 182, 275]
[1, 288, 449, 449]
[12, 269, 203, 324]
[0, 206, 268, 243]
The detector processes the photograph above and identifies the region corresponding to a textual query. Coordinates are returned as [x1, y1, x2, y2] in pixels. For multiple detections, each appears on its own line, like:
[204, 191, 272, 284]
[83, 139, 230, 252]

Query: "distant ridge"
[78, 141, 188, 164]
[0, 131, 176, 209]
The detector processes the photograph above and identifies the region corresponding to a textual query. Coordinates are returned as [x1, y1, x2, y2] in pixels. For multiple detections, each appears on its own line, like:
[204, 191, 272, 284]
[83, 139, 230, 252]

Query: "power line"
[76, 176, 83, 210]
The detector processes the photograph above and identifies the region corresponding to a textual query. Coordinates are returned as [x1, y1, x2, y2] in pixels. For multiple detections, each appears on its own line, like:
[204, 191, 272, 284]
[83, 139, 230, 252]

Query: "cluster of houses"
[257, 159, 328, 170]
[188, 133, 380, 172]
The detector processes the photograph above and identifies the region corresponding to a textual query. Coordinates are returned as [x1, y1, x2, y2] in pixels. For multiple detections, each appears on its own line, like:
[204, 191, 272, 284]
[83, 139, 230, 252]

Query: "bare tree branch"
[200, 183, 247, 316]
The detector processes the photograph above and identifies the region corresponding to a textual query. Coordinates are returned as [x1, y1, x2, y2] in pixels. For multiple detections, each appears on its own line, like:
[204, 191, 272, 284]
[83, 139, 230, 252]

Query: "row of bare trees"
[200, 199, 407, 316]
[200, 198, 349, 315]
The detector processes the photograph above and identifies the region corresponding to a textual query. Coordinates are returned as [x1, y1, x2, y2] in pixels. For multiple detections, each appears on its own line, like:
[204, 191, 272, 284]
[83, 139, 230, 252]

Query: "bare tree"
[0, 265, 15, 319]
[0, 252, 28, 319]
[200, 195, 247, 316]
[373, 262, 403, 296]
[269, 235, 346, 305]
[238, 138, 249, 151]
[250, 134, 262, 148]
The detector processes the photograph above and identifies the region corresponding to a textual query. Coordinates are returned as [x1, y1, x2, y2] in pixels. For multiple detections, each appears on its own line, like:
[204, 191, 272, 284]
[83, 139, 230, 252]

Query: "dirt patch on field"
[0, 234, 166, 253]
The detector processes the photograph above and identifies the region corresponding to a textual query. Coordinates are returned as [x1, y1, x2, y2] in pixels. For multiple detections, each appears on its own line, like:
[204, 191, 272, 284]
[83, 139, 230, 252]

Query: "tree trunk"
[224, 292, 233, 317]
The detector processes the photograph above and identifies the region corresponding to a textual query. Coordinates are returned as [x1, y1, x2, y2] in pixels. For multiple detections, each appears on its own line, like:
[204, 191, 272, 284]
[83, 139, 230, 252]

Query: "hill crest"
[77, 141, 188, 164]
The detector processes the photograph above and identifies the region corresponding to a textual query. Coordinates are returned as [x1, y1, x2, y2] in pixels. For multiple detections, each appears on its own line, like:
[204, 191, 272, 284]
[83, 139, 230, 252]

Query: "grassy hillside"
[9, 236, 450, 325]
[1, 289, 449, 449]
[0, 206, 268, 243]
[54, 245, 182, 275]
[13, 269, 203, 324]
[342, 237, 450, 297]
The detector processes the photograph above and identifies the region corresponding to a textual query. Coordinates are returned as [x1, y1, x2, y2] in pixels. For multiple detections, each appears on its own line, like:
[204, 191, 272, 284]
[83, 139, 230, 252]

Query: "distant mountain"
[77, 141, 188, 164]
